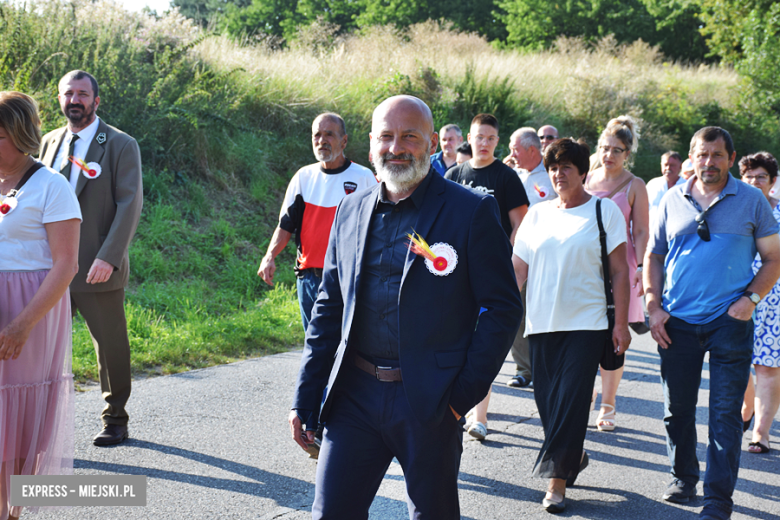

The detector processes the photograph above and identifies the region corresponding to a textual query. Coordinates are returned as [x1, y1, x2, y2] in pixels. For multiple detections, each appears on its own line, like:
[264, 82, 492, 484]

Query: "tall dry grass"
[196, 22, 738, 134]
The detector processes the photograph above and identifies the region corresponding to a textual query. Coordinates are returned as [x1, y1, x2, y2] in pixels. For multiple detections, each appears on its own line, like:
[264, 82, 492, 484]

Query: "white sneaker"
[467, 421, 487, 441]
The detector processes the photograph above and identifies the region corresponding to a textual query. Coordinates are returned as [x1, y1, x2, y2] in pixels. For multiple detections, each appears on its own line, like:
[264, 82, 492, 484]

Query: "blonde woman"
[0, 92, 81, 520]
[585, 116, 649, 431]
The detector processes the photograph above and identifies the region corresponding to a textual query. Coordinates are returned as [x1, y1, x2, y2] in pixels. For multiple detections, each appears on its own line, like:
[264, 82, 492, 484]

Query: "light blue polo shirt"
[649, 174, 779, 324]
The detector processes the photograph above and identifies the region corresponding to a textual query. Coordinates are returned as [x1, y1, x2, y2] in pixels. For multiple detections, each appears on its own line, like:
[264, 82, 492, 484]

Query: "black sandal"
[748, 441, 770, 454]
[743, 412, 754, 433]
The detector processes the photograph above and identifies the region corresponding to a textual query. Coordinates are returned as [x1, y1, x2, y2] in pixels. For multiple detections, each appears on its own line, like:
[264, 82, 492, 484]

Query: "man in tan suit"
[39, 70, 143, 446]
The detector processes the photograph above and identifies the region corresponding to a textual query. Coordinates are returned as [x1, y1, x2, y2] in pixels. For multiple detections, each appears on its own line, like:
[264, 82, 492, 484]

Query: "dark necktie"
[60, 133, 79, 180]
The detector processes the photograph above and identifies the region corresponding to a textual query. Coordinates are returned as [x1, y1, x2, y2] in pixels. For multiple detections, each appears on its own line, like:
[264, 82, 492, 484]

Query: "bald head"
[372, 95, 434, 137]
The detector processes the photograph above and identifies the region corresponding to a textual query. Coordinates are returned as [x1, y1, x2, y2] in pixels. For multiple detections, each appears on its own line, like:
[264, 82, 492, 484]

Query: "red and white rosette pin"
[0, 195, 18, 216]
[69, 156, 102, 179]
[406, 230, 458, 277]
[425, 242, 458, 276]
[83, 162, 102, 179]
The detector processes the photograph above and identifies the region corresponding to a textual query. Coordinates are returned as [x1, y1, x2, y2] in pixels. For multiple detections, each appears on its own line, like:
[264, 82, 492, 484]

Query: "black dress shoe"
[507, 374, 532, 388]
[93, 424, 129, 446]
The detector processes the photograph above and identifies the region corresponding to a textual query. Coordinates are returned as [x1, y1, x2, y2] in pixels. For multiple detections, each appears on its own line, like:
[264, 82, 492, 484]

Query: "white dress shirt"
[53, 116, 101, 190]
[647, 174, 685, 227]
[516, 160, 557, 206]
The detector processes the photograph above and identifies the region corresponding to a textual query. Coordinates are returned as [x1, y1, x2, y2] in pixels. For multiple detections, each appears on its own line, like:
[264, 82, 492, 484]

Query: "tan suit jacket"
[39, 119, 143, 293]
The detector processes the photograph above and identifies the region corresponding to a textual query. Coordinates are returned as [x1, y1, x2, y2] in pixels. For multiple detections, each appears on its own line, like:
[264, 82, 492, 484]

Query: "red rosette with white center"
[424, 242, 458, 276]
[0, 197, 18, 216]
[83, 162, 102, 179]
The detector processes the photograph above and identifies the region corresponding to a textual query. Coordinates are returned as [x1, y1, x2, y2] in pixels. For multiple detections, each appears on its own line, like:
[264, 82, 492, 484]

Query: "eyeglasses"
[742, 174, 770, 182]
[600, 145, 627, 155]
[473, 135, 498, 144]
[694, 210, 710, 242]
[538, 134, 557, 140]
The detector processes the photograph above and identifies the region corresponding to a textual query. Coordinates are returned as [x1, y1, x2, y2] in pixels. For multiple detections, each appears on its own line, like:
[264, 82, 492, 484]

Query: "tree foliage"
[699, 0, 780, 117]
[179, 0, 713, 62]
[495, 0, 707, 61]
[173, 0, 251, 27]
[217, 0, 507, 41]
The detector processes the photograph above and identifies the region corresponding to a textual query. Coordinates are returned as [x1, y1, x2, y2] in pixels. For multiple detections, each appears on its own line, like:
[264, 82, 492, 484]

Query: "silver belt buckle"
[375, 365, 394, 382]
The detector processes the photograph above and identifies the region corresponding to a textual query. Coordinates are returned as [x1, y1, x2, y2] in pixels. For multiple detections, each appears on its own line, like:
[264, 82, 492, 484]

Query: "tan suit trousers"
[71, 289, 131, 426]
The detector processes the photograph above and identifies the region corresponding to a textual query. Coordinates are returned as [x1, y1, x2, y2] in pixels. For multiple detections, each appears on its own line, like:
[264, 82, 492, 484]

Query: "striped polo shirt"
[649, 174, 779, 324]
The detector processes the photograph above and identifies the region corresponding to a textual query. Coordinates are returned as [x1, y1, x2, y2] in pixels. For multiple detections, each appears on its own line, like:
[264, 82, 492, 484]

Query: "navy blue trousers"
[312, 359, 463, 520]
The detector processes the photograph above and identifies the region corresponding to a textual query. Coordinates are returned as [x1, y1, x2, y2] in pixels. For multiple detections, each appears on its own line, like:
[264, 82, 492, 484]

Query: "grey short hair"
[439, 124, 462, 137]
[662, 150, 682, 162]
[315, 112, 347, 137]
[510, 127, 541, 150]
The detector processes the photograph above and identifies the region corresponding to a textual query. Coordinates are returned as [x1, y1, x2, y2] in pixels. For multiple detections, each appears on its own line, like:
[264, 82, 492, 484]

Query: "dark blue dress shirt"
[352, 171, 433, 360]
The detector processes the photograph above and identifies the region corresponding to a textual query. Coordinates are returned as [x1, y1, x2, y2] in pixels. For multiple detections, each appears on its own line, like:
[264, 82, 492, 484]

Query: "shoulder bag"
[596, 198, 625, 370]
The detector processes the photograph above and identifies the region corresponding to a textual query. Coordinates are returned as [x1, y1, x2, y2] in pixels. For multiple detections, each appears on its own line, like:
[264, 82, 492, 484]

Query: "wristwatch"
[744, 291, 761, 305]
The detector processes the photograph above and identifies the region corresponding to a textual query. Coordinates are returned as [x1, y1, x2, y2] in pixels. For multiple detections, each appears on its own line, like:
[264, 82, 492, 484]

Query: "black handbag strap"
[596, 199, 615, 311]
[6, 160, 44, 197]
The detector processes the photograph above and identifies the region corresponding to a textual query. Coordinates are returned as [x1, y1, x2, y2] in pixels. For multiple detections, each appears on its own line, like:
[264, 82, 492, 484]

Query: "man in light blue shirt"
[430, 124, 462, 176]
[647, 151, 685, 227]
[646, 127, 780, 520]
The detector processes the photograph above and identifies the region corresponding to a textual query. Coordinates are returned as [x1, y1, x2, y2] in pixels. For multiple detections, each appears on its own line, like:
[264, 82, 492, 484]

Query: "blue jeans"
[659, 312, 753, 519]
[296, 270, 322, 333]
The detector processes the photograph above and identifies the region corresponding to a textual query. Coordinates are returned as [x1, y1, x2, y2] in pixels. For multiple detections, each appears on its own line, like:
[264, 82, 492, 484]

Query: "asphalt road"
[30, 331, 779, 519]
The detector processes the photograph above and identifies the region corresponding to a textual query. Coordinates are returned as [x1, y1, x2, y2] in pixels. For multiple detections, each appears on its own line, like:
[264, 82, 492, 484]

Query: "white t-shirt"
[513, 196, 626, 335]
[0, 166, 82, 271]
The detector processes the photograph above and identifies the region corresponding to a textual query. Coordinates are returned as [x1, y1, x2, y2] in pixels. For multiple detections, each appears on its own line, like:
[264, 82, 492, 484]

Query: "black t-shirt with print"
[445, 159, 530, 237]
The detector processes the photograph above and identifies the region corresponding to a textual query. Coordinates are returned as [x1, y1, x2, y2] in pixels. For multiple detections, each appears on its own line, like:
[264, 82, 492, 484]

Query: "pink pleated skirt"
[1, 270, 74, 518]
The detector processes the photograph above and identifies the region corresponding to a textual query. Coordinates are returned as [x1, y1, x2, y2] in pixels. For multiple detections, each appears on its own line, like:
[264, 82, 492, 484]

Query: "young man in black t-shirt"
[445, 113, 529, 441]
[445, 113, 529, 243]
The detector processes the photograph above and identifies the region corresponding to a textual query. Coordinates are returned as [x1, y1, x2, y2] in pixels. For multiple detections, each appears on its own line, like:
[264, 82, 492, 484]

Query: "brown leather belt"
[352, 353, 402, 382]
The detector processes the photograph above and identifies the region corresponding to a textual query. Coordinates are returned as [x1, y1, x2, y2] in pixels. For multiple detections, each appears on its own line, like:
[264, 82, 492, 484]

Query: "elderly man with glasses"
[645, 126, 780, 520]
[537, 125, 558, 151]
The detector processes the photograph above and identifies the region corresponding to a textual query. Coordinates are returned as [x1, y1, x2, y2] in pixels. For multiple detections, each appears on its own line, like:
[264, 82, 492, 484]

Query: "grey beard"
[374, 150, 430, 193]
[315, 149, 340, 163]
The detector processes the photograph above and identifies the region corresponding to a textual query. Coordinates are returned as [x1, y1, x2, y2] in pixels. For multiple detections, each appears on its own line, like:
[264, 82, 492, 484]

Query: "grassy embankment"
[1, 1, 773, 382]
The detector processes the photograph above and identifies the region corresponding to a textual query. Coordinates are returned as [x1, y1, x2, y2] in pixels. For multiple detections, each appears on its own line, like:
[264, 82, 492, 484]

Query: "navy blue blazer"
[292, 171, 523, 428]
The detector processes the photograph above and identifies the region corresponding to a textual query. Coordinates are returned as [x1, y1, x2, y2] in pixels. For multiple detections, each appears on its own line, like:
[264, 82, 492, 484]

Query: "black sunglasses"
[694, 210, 710, 242]
[538, 134, 557, 140]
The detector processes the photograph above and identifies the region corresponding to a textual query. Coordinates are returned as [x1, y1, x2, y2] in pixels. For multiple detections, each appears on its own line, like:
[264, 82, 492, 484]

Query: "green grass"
[72, 283, 302, 382]
[67, 166, 304, 383]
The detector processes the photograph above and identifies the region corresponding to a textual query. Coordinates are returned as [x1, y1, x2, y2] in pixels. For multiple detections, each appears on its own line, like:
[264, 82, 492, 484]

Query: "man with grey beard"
[257, 113, 375, 334]
[288, 95, 523, 519]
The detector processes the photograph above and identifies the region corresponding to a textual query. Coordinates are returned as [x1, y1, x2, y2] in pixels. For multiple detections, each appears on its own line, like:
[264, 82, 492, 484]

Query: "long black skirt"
[529, 329, 606, 480]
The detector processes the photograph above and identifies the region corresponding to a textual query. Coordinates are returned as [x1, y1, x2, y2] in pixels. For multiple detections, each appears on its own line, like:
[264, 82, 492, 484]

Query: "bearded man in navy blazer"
[289, 95, 523, 519]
